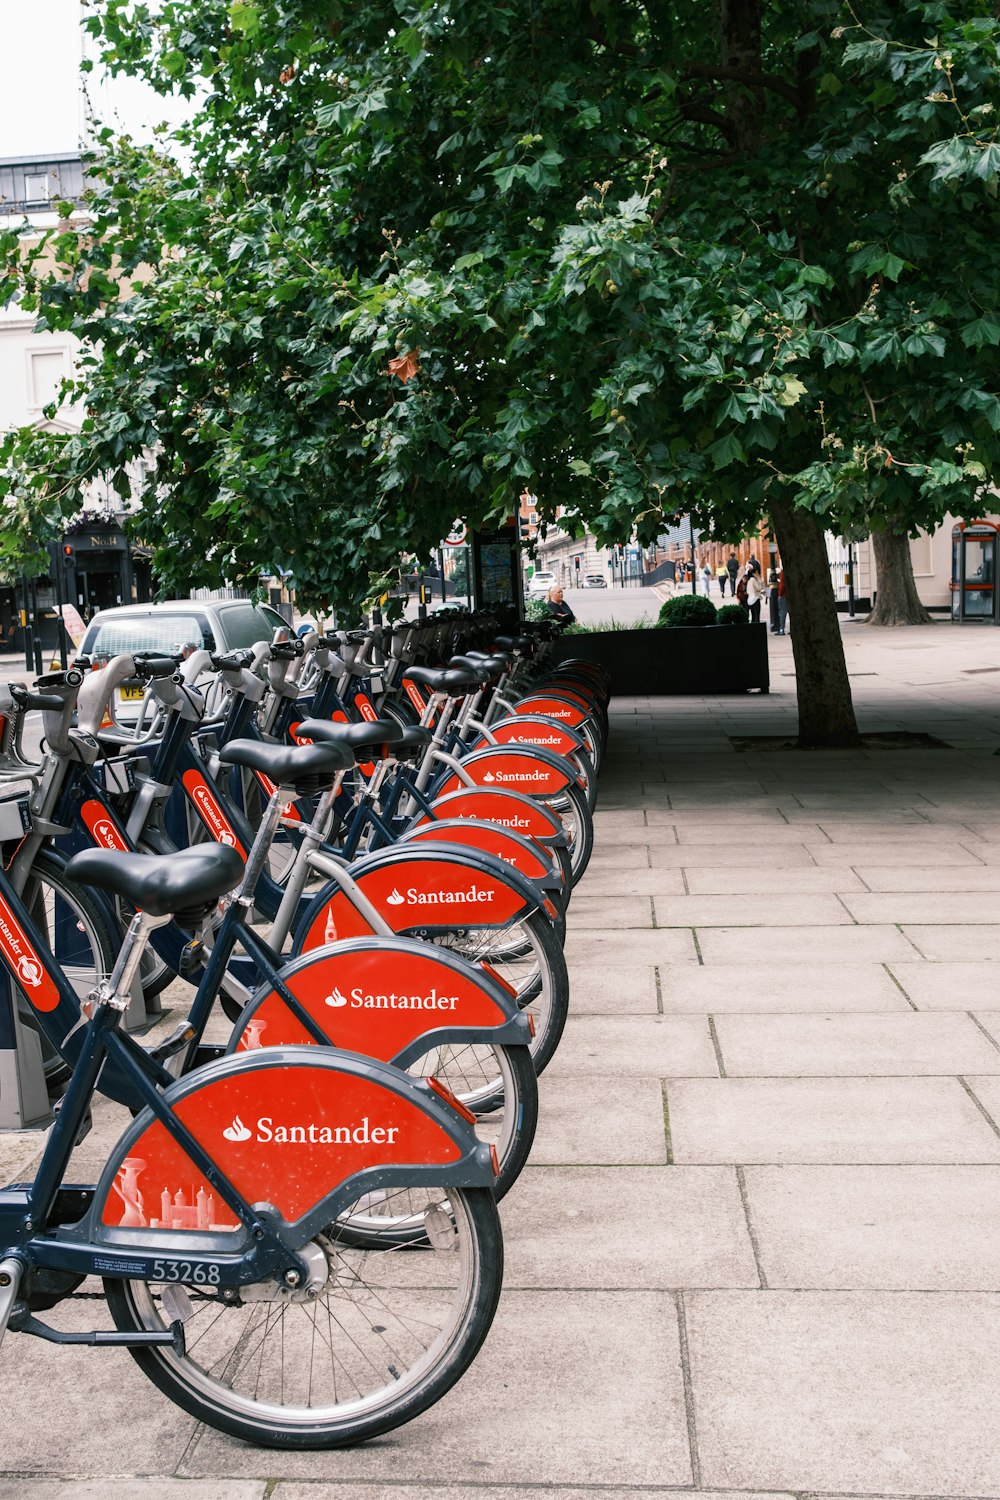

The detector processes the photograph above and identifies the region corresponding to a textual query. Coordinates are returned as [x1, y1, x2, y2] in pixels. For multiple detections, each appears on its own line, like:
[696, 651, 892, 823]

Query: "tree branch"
[683, 63, 802, 111]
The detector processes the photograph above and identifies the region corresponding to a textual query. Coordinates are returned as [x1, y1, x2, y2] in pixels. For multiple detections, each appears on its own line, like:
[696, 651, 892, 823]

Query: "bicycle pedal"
[149, 1022, 196, 1063]
[178, 938, 206, 977]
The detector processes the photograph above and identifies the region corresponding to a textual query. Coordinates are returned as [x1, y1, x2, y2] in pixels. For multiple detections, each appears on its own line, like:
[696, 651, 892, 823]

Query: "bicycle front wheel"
[104, 1184, 502, 1449]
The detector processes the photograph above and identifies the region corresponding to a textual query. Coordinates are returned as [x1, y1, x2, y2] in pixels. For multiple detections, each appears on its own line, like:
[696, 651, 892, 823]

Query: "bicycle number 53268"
[151, 1259, 221, 1284]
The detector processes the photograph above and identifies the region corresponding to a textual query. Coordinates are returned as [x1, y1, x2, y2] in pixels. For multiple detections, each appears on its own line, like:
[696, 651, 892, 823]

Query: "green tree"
[4, 1, 1000, 743]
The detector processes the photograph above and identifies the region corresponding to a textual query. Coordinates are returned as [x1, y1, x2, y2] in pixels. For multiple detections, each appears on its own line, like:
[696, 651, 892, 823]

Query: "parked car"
[525, 570, 556, 598]
[75, 598, 289, 721]
[584, 573, 608, 588]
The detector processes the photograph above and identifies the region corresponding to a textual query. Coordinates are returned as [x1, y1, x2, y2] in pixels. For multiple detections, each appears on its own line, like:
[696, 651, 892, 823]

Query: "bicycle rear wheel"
[105, 1184, 502, 1449]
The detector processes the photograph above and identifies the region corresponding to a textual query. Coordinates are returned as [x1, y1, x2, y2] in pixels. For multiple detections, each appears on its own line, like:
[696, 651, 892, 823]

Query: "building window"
[23, 173, 51, 205]
[529, 511, 537, 524]
[29, 349, 68, 409]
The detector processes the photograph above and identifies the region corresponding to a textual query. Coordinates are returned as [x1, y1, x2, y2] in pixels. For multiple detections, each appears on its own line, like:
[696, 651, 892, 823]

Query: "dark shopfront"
[0, 524, 152, 662]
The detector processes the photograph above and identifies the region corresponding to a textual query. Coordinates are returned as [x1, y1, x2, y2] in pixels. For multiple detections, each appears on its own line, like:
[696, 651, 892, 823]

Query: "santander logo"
[223, 1114, 400, 1145]
[325, 986, 349, 1008]
[386, 884, 495, 907]
[325, 985, 460, 1012]
[182, 773, 243, 853]
[16, 954, 43, 988]
[0, 893, 59, 1012]
[81, 800, 129, 853]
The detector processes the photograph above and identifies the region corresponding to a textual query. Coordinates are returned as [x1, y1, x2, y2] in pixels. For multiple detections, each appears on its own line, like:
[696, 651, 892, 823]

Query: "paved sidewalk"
[6, 618, 1000, 1496]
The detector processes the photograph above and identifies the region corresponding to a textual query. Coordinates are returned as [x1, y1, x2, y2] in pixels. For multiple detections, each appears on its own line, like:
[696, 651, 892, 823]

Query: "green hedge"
[716, 603, 748, 625]
[656, 594, 718, 628]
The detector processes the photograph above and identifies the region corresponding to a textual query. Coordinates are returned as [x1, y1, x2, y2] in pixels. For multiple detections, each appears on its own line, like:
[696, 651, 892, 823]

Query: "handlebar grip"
[210, 649, 256, 672]
[10, 686, 67, 711]
[131, 655, 182, 680]
[269, 640, 305, 661]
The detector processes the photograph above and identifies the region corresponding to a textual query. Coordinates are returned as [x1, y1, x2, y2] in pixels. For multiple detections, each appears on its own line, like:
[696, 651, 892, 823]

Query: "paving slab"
[857, 865, 1000, 891]
[712, 1011, 1000, 1076]
[565, 895, 654, 929]
[674, 822, 828, 843]
[805, 841, 986, 866]
[845, 892, 1000, 924]
[696, 924, 922, 965]
[273, 1490, 795, 1500]
[564, 929, 700, 967]
[532, 1075, 668, 1164]
[888, 961, 1000, 1007]
[902, 924, 1000, 959]
[0, 1295, 198, 1477]
[545, 1015, 718, 1078]
[576, 867, 686, 895]
[686, 1289, 1000, 1495]
[499, 1165, 758, 1289]
[565, 964, 658, 1014]
[685, 866, 866, 893]
[649, 842, 819, 867]
[744, 1165, 1000, 1290]
[181, 1291, 693, 1488]
[659, 963, 911, 1013]
[653, 894, 852, 926]
[13, 1487, 264, 1500]
[666, 1077, 1000, 1163]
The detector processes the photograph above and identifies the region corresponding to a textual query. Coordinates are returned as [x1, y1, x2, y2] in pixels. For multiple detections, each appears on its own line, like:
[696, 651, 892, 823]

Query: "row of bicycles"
[0, 607, 610, 1448]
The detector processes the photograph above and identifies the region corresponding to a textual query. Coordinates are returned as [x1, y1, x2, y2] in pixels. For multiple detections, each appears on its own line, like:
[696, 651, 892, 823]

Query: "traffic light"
[62, 544, 74, 568]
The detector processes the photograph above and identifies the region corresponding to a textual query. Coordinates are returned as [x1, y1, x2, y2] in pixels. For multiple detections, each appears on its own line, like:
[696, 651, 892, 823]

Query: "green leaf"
[395, 26, 423, 62]
[229, 2, 259, 38]
[960, 317, 1000, 348]
[707, 432, 747, 468]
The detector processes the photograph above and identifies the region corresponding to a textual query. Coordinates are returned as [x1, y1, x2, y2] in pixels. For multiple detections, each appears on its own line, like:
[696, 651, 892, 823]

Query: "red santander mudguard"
[293, 843, 540, 955]
[479, 715, 586, 759]
[93, 1048, 493, 1241]
[435, 745, 575, 799]
[226, 936, 531, 1067]
[414, 786, 566, 845]
[399, 817, 559, 890]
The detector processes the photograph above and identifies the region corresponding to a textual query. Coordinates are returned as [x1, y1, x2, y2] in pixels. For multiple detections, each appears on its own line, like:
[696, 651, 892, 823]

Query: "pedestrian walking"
[717, 565, 729, 596]
[745, 565, 767, 624]
[768, 565, 780, 632]
[701, 563, 712, 596]
[726, 552, 739, 593]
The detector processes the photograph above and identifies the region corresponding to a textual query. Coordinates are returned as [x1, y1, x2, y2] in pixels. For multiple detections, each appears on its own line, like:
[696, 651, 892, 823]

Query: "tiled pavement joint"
[707, 1016, 727, 1076]
[883, 963, 919, 1010]
[735, 1164, 769, 1290]
[660, 1078, 674, 1164]
[968, 1011, 1000, 1054]
[654, 965, 664, 1014]
[958, 1075, 1000, 1140]
[673, 1290, 702, 1488]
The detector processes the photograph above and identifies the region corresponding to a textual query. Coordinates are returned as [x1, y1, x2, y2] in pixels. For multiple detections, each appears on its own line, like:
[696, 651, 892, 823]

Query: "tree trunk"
[867, 528, 933, 626]
[770, 496, 860, 748]
[720, 0, 764, 152]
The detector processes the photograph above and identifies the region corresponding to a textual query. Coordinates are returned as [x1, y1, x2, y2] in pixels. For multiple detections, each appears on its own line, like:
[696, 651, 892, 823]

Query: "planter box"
[551, 624, 770, 696]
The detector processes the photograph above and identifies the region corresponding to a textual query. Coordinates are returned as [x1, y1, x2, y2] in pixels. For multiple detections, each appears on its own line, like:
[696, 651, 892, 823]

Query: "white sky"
[0, 0, 192, 159]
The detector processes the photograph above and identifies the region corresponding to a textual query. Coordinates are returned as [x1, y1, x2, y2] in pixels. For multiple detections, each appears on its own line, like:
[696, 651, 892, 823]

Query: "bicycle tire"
[401, 1039, 537, 1199]
[18, 849, 121, 1087]
[104, 1184, 502, 1449]
[545, 779, 594, 884]
[426, 906, 569, 1076]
